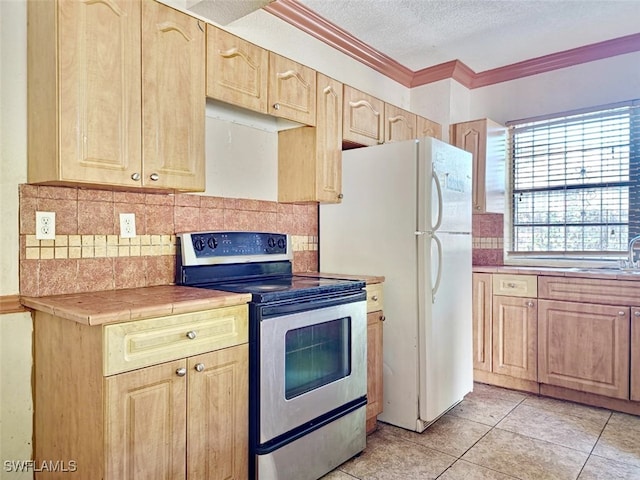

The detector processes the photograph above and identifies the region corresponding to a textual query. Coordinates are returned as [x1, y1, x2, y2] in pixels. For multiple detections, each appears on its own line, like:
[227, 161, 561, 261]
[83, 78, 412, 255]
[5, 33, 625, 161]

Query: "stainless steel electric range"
[176, 231, 367, 480]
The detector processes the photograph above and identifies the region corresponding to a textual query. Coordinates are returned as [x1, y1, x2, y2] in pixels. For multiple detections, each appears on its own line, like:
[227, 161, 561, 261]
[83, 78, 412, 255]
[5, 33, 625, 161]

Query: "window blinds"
[508, 100, 640, 257]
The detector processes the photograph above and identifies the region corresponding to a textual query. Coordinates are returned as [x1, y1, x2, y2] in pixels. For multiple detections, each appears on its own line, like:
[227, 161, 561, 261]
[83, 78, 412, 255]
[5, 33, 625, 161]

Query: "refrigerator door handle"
[431, 168, 443, 232]
[431, 232, 443, 304]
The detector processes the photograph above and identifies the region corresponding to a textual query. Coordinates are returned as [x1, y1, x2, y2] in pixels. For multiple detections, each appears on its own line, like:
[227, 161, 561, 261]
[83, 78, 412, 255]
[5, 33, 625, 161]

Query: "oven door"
[258, 299, 367, 444]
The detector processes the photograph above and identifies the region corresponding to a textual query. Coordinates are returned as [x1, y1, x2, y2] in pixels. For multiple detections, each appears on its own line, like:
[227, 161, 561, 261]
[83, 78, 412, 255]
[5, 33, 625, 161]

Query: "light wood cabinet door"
[538, 300, 630, 400]
[492, 295, 537, 381]
[416, 116, 442, 140]
[277, 74, 343, 203]
[142, 0, 205, 191]
[366, 311, 384, 434]
[632, 307, 640, 402]
[29, 0, 142, 187]
[268, 53, 316, 125]
[342, 85, 384, 146]
[472, 273, 492, 372]
[206, 25, 269, 113]
[450, 119, 506, 214]
[105, 359, 187, 480]
[187, 345, 248, 480]
[384, 104, 416, 142]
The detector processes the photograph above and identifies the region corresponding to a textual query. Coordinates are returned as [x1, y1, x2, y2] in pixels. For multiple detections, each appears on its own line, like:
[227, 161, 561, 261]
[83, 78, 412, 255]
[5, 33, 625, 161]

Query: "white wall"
[469, 51, 640, 124]
[0, 0, 33, 478]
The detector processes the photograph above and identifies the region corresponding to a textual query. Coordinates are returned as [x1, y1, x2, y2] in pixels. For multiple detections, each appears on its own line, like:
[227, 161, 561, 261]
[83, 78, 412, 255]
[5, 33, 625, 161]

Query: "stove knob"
[268, 237, 276, 248]
[207, 236, 218, 250]
[193, 237, 206, 251]
[277, 238, 286, 249]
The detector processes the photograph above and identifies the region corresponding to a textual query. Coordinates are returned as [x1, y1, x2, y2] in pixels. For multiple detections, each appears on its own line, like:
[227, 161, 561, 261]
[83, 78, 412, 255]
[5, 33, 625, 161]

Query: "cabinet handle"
[273, 103, 280, 110]
[186, 330, 197, 340]
[194, 363, 205, 372]
[176, 367, 187, 377]
[149, 173, 160, 181]
[131, 172, 141, 181]
[371, 295, 378, 301]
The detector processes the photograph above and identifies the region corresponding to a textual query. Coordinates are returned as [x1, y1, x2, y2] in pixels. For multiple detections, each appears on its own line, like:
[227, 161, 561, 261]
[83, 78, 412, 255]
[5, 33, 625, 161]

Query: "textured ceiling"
[295, 0, 640, 72]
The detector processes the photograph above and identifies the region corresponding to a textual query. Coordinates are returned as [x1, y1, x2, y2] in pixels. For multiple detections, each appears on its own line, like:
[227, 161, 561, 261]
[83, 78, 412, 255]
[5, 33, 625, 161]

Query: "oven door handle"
[260, 290, 366, 319]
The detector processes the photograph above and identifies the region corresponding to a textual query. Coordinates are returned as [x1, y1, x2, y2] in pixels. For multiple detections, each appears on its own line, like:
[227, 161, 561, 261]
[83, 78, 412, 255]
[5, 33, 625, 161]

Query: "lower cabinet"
[105, 346, 248, 480]
[632, 307, 640, 402]
[34, 306, 248, 480]
[492, 295, 537, 381]
[472, 273, 537, 387]
[538, 300, 630, 400]
[365, 282, 384, 434]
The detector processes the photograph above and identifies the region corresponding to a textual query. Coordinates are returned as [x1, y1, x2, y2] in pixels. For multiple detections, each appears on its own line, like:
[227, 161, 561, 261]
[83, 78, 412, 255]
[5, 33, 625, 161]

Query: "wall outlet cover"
[36, 211, 56, 240]
[119, 213, 136, 238]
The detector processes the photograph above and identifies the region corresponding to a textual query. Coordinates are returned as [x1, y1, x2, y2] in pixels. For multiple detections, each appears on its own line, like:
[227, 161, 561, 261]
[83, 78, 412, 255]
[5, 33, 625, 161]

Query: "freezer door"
[430, 138, 473, 234]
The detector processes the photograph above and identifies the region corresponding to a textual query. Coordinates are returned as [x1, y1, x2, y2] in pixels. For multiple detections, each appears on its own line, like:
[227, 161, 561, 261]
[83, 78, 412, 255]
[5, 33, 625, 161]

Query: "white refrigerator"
[320, 137, 473, 432]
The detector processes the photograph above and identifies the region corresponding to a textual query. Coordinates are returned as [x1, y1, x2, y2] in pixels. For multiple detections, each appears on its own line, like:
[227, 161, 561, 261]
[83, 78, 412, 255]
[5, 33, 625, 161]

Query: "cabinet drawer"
[539, 276, 640, 306]
[366, 283, 384, 312]
[492, 274, 537, 297]
[104, 305, 248, 375]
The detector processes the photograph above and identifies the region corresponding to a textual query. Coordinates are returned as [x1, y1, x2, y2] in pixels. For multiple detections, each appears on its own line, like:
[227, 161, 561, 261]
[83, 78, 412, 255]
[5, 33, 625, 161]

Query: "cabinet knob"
[338, 193, 344, 199]
[273, 103, 280, 110]
[186, 330, 197, 340]
[619, 311, 626, 316]
[475, 205, 481, 210]
[194, 363, 205, 372]
[176, 367, 187, 377]
[507, 282, 517, 288]
[635, 311, 640, 317]
[149, 173, 160, 181]
[526, 301, 534, 308]
[371, 295, 378, 301]
[380, 315, 386, 321]
[131, 172, 141, 181]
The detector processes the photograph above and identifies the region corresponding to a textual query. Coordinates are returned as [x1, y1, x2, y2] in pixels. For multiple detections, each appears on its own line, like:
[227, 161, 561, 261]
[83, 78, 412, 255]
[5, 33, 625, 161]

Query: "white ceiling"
[292, 0, 640, 72]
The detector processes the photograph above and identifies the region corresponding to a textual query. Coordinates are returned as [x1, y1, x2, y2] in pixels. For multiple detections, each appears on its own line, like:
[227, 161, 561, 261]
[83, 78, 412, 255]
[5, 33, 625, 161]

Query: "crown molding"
[263, 0, 414, 87]
[264, 0, 640, 90]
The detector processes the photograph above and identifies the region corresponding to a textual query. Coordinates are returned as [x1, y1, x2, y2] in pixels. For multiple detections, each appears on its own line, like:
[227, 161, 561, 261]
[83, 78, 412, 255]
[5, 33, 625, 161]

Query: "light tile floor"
[322, 383, 640, 480]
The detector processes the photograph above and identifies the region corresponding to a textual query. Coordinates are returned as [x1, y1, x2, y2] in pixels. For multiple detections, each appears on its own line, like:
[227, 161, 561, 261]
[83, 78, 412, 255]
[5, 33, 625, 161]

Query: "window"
[507, 100, 640, 262]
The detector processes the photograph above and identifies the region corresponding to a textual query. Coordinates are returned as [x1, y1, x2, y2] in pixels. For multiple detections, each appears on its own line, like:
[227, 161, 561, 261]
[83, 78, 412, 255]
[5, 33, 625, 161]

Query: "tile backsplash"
[19, 185, 318, 297]
[472, 213, 504, 266]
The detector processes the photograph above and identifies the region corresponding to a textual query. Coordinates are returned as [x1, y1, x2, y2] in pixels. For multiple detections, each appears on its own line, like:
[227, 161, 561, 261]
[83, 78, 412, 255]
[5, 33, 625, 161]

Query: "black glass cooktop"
[203, 275, 365, 303]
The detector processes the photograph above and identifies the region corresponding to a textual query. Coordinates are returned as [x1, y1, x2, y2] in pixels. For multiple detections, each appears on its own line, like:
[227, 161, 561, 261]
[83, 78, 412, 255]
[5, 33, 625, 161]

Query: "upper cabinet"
[206, 25, 269, 115]
[268, 53, 317, 125]
[384, 104, 416, 143]
[416, 116, 443, 140]
[27, 0, 205, 192]
[206, 31, 316, 126]
[450, 118, 507, 213]
[342, 85, 384, 147]
[278, 73, 343, 203]
[142, 0, 206, 191]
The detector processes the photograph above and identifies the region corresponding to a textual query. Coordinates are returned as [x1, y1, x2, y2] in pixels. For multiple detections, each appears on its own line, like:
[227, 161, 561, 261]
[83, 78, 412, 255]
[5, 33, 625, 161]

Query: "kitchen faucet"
[627, 234, 640, 268]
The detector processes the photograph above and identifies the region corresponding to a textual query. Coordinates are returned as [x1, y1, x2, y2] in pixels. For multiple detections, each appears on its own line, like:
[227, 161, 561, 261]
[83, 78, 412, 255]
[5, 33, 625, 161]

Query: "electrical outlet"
[119, 213, 136, 238]
[36, 211, 56, 240]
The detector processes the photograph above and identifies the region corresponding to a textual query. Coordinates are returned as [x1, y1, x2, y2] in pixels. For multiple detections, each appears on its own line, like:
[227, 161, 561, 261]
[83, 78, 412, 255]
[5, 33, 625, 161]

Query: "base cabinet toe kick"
[473, 272, 640, 415]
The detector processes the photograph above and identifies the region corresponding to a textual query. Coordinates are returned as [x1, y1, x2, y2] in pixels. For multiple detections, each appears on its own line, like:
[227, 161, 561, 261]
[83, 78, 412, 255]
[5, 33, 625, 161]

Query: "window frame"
[504, 99, 640, 268]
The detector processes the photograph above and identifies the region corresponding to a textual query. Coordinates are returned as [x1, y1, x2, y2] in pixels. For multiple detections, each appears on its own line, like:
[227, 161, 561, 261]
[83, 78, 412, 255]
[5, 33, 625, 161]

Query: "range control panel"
[178, 231, 291, 265]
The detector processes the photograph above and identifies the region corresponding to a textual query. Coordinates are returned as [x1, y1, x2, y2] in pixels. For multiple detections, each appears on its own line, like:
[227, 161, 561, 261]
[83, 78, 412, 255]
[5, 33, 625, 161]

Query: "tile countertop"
[297, 272, 386, 284]
[20, 285, 252, 326]
[473, 265, 640, 281]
